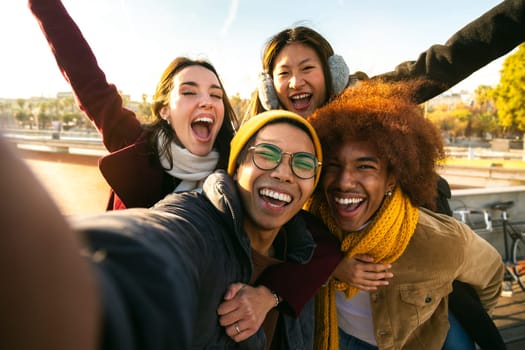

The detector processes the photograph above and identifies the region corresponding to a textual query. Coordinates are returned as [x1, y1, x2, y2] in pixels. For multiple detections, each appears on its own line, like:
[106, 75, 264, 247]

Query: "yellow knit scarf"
[305, 187, 419, 350]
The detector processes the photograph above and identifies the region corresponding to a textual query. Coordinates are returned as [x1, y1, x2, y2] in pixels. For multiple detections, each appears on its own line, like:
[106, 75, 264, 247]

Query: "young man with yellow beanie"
[0, 110, 325, 349]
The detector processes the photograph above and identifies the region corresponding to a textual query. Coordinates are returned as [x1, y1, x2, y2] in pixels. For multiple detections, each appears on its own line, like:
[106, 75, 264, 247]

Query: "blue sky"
[0, 0, 513, 101]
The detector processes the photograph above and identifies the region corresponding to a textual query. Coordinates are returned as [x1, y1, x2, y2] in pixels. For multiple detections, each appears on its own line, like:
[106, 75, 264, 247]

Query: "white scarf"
[157, 131, 219, 193]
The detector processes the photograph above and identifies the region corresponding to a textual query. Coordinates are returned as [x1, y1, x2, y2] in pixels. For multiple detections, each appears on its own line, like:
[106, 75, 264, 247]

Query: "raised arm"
[376, 0, 525, 103]
[29, 0, 142, 151]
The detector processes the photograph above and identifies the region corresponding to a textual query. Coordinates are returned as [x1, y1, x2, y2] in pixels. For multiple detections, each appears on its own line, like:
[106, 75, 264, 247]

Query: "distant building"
[56, 91, 74, 99]
[427, 90, 474, 110]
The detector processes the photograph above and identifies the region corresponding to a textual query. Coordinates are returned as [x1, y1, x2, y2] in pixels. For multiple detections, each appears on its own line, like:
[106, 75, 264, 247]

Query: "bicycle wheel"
[512, 233, 525, 292]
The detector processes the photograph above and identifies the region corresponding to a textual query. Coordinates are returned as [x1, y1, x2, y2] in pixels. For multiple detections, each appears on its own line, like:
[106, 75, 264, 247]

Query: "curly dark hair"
[308, 79, 446, 209]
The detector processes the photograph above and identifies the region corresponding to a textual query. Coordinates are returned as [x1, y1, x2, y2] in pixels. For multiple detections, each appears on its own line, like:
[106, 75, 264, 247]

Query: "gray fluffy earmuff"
[258, 54, 350, 111]
[257, 71, 280, 111]
[329, 55, 350, 96]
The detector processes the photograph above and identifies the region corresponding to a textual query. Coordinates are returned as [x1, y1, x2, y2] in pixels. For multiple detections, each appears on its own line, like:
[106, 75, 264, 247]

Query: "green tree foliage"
[471, 85, 499, 137]
[427, 103, 471, 138]
[493, 44, 525, 134]
[427, 90, 499, 141]
[0, 102, 7, 127]
[136, 93, 152, 123]
[452, 104, 474, 137]
[36, 100, 52, 129]
[3, 91, 253, 131]
[230, 93, 251, 121]
[14, 98, 32, 127]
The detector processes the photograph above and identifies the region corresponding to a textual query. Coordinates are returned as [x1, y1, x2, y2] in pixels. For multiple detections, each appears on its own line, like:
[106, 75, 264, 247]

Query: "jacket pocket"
[399, 280, 452, 325]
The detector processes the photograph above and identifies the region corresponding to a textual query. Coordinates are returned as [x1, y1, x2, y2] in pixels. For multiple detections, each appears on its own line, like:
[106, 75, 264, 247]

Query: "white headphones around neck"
[257, 54, 350, 111]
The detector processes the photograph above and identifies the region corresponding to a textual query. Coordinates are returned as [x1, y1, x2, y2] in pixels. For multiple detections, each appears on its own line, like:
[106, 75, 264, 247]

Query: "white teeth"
[291, 93, 310, 100]
[260, 188, 291, 203]
[194, 117, 213, 124]
[334, 197, 363, 205]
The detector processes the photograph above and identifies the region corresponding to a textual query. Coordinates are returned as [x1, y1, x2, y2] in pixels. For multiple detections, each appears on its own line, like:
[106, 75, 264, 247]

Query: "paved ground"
[493, 284, 525, 349]
[17, 148, 109, 216]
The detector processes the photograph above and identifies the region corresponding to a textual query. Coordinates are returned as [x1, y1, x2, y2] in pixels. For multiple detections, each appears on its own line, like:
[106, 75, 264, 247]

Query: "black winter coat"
[74, 170, 317, 349]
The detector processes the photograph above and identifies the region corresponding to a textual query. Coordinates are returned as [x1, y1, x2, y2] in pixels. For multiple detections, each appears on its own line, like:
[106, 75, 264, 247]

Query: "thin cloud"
[221, 0, 239, 37]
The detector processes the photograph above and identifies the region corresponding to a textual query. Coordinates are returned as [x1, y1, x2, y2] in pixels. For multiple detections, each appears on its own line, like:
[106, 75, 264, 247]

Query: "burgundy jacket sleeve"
[28, 0, 142, 151]
[256, 211, 343, 317]
[99, 140, 176, 209]
[375, 0, 525, 104]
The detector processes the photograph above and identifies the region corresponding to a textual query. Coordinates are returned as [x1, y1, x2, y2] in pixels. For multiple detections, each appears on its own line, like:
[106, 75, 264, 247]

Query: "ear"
[159, 106, 170, 120]
[257, 72, 280, 110]
[386, 174, 396, 194]
[233, 162, 244, 181]
[328, 55, 350, 95]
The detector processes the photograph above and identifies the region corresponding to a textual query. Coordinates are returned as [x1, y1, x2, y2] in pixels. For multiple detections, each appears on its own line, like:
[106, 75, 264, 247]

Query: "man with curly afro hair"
[306, 80, 505, 350]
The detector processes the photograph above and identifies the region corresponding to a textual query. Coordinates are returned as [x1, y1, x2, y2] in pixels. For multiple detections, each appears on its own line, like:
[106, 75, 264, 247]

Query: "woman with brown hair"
[30, 0, 238, 210]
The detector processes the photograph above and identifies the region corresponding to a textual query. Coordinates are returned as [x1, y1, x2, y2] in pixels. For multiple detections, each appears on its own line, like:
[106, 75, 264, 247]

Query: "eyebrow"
[298, 57, 313, 66]
[180, 81, 222, 90]
[277, 57, 314, 69]
[356, 156, 380, 163]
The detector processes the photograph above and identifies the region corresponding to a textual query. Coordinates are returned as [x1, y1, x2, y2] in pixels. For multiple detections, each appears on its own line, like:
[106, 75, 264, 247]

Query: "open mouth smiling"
[191, 116, 213, 139]
[260, 188, 292, 207]
[290, 93, 311, 110]
[334, 196, 364, 211]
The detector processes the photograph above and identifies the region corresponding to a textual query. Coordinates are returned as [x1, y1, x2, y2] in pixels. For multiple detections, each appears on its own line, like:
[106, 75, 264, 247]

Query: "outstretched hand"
[333, 254, 393, 291]
[217, 283, 276, 342]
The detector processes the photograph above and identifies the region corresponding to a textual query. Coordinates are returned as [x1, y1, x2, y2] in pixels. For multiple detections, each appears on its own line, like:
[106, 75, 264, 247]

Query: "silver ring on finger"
[234, 322, 241, 335]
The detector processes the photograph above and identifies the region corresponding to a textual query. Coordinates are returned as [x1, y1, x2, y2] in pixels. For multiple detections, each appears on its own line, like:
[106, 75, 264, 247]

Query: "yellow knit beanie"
[227, 110, 323, 186]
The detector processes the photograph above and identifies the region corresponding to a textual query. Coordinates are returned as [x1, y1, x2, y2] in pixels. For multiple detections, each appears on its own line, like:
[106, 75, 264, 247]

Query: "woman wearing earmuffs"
[221, 1, 525, 349]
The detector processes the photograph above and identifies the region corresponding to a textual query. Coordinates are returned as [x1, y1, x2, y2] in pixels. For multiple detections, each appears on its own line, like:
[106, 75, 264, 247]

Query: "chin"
[190, 145, 214, 157]
[334, 218, 357, 232]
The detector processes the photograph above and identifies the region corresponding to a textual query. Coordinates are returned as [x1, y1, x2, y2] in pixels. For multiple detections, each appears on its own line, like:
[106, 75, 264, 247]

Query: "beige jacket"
[370, 208, 504, 350]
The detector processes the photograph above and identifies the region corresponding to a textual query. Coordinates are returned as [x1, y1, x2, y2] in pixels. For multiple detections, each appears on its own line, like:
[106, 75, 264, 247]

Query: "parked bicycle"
[453, 201, 525, 294]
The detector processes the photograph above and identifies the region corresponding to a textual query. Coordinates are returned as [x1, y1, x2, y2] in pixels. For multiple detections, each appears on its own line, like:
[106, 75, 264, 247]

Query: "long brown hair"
[145, 57, 238, 170]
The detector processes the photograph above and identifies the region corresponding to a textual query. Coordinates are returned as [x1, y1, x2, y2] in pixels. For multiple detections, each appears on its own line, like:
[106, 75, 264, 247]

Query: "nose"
[199, 95, 213, 108]
[289, 73, 305, 90]
[337, 168, 358, 190]
[271, 154, 294, 183]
